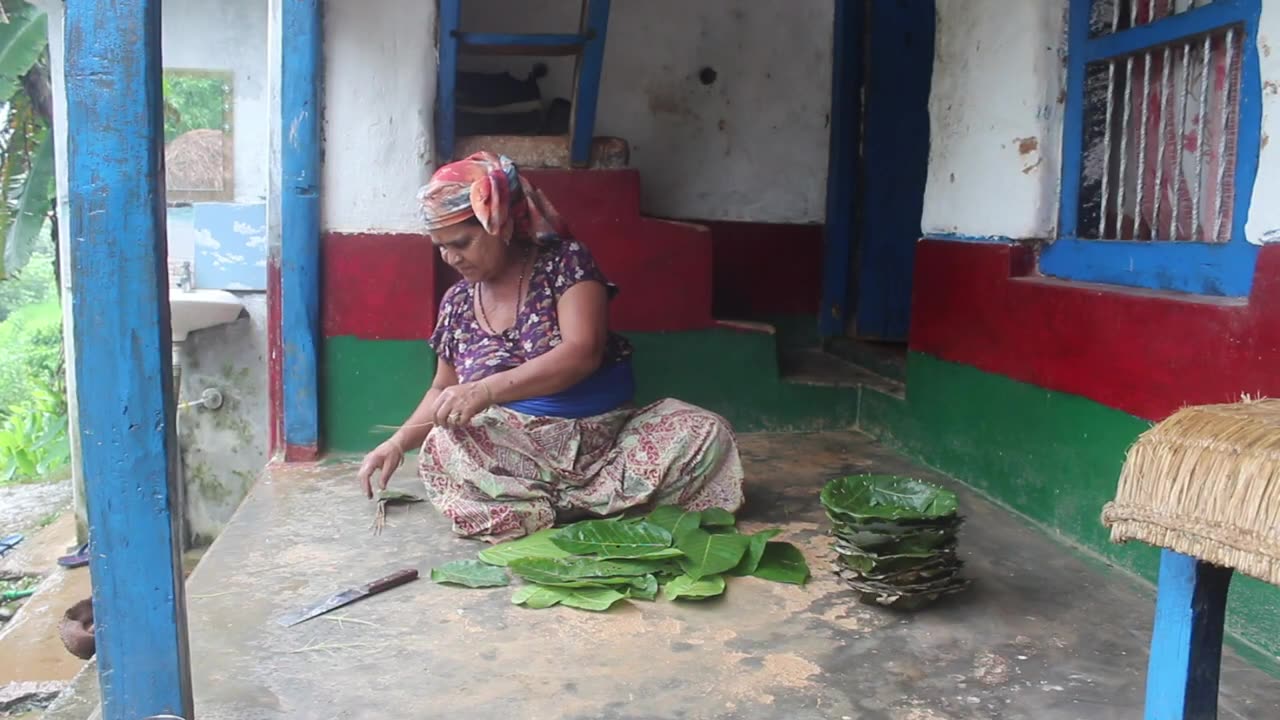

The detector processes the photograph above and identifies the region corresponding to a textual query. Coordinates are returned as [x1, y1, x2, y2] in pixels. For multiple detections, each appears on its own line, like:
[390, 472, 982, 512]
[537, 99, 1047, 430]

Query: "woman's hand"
[431, 380, 495, 428]
[356, 439, 406, 499]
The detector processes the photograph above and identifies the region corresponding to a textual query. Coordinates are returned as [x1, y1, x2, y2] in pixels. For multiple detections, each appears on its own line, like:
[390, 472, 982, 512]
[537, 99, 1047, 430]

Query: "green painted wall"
[322, 336, 437, 452]
[860, 352, 1280, 672]
[322, 328, 859, 453]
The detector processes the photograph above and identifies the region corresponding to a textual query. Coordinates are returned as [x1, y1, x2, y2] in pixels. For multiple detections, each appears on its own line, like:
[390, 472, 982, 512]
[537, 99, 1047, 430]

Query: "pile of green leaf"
[429, 506, 810, 612]
[821, 475, 969, 610]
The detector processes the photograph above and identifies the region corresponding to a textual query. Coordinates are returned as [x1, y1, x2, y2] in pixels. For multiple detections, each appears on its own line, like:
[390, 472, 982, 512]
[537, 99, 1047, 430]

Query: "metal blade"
[276, 587, 364, 627]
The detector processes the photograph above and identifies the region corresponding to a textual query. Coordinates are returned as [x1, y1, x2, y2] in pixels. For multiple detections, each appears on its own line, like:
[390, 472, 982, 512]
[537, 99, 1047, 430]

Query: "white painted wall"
[920, 0, 1068, 239]
[163, 0, 270, 203]
[457, 0, 835, 224]
[1245, 2, 1280, 244]
[923, 0, 1280, 245]
[321, 0, 436, 233]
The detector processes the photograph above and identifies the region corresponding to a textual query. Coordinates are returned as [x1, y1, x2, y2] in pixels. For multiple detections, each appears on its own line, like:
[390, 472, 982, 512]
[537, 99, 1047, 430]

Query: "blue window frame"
[1050, 0, 1263, 296]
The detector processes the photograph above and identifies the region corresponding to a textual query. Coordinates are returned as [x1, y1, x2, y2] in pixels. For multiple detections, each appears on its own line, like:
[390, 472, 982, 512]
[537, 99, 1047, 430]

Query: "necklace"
[477, 245, 530, 334]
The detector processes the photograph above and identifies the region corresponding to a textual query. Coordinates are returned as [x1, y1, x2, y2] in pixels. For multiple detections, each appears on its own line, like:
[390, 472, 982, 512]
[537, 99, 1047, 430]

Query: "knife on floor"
[276, 568, 419, 627]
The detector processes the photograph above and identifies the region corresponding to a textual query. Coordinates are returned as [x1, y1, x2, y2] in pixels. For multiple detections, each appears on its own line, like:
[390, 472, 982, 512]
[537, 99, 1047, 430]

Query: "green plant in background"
[0, 300, 67, 485]
[0, 0, 56, 282]
[0, 380, 68, 483]
[163, 72, 228, 142]
[431, 506, 810, 612]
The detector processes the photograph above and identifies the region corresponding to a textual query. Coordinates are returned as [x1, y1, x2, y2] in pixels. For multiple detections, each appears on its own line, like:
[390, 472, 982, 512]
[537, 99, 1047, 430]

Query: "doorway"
[821, 0, 935, 346]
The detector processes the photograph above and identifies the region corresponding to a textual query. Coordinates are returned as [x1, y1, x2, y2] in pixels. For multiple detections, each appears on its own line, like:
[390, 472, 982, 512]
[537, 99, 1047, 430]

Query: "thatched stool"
[1103, 399, 1280, 720]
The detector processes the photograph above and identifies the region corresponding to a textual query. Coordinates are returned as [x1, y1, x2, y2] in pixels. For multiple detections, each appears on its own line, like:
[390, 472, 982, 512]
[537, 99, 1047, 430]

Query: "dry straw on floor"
[1102, 397, 1280, 588]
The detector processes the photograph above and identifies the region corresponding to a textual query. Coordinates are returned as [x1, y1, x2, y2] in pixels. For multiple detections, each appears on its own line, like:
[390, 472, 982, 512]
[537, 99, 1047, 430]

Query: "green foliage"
[477, 527, 571, 566]
[429, 560, 510, 588]
[0, 300, 68, 485]
[729, 529, 782, 577]
[751, 543, 811, 585]
[444, 506, 810, 612]
[0, 379, 67, 484]
[662, 574, 726, 601]
[163, 72, 228, 143]
[511, 585, 627, 612]
[0, 229, 54, 321]
[3, 126, 54, 275]
[0, 3, 47, 100]
[674, 528, 750, 581]
[549, 520, 674, 558]
[821, 475, 960, 520]
[0, 1, 53, 281]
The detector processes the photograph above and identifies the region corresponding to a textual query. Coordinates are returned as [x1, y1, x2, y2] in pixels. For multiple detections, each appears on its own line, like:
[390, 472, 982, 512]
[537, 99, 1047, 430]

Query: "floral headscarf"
[416, 151, 570, 245]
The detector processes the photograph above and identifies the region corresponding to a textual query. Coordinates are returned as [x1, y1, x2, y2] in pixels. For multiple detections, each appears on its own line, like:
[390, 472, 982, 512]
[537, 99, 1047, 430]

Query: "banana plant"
[0, 0, 53, 281]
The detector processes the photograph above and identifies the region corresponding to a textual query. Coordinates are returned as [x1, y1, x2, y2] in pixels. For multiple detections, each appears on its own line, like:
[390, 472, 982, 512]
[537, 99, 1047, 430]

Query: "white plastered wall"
[320, 0, 437, 233]
[922, 0, 1280, 245]
[456, 0, 835, 224]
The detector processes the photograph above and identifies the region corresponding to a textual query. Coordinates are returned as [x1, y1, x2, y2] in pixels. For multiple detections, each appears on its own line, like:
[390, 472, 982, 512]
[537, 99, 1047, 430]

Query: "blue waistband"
[502, 358, 635, 419]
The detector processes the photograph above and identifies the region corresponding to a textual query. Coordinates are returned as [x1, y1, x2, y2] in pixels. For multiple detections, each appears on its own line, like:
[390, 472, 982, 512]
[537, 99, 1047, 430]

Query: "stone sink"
[169, 288, 244, 342]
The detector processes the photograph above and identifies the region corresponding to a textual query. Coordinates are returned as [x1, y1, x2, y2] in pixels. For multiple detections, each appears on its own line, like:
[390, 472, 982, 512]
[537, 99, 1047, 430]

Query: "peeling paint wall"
[177, 297, 270, 545]
[321, 0, 437, 233]
[924, 0, 1280, 245]
[456, 0, 834, 224]
[1246, 1, 1280, 245]
[921, 0, 1068, 239]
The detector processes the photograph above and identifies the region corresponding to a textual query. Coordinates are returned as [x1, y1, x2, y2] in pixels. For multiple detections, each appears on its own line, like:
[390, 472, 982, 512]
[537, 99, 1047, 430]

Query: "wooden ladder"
[435, 0, 612, 167]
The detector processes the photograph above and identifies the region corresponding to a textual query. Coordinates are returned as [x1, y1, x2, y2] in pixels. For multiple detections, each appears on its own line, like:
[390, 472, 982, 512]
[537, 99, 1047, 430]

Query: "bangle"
[481, 379, 495, 405]
[388, 436, 405, 455]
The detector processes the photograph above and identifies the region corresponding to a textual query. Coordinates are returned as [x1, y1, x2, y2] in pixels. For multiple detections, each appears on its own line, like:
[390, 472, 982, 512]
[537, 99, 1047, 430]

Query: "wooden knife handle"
[365, 568, 419, 594]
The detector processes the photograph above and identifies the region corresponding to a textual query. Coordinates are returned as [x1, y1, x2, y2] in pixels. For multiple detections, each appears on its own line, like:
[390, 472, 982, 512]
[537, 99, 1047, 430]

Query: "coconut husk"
[1101, 398, 1280, 588]
[58, 597, 95, 660]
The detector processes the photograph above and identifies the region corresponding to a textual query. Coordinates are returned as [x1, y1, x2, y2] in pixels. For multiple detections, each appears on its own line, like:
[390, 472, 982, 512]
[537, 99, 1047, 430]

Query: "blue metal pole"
[63, 1, 193, 717]
[281, 0, 322, 459]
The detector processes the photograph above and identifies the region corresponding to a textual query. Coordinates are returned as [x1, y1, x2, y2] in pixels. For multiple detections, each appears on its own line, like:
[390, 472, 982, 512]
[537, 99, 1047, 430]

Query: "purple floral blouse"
[430, 239, 633, 384]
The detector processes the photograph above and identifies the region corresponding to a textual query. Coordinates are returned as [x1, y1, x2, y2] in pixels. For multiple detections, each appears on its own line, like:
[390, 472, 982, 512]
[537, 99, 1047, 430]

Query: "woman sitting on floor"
[355, 152, 744, 542]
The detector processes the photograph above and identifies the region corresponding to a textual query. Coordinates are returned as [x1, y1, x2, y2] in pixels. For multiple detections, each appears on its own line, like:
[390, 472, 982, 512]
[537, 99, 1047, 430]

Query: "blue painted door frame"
[64, 1, 194, 717]
[819, 0, 864, 338]
[821, 0, 935, 341]
[281, 0, 323, 458]
[435, 0, 612, 167]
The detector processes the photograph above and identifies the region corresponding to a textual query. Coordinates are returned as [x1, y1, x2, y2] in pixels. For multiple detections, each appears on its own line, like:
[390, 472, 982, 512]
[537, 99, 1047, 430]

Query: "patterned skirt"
[417, 398, 745, 542]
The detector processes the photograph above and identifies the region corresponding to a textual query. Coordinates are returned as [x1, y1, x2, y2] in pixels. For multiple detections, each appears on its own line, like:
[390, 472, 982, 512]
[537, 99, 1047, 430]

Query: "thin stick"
[287, 640, 374, 655]
[189, 590, 236, 599]
[323, 615, 380, 628]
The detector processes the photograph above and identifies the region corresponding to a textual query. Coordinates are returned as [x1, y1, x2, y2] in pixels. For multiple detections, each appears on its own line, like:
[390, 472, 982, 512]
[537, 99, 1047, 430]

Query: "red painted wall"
[321, 169, 822, 342]
[698, 220, 823, 318]
[909, 239, 1280, 421]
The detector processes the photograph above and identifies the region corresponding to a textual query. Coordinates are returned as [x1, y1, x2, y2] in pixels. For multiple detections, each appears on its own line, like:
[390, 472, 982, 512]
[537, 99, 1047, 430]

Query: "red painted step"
[324, 168, 716, 339]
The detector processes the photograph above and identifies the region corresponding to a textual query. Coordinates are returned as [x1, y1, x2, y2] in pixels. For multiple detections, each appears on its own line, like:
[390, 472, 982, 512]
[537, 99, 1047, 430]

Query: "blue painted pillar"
[569, 0, 611, 167]
[281, 0, 323, 460]
[64, 1, 194, 718]
[1144, 550, 1234, 720]
[436, 0, 461, 164]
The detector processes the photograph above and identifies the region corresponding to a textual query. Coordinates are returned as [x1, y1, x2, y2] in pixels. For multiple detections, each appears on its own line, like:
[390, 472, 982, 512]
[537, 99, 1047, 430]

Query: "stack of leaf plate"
[820, 475, 968, 609]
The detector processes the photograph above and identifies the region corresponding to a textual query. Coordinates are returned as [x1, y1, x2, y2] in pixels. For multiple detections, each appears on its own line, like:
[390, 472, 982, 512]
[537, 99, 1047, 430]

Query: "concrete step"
[780, 348, 905, 399]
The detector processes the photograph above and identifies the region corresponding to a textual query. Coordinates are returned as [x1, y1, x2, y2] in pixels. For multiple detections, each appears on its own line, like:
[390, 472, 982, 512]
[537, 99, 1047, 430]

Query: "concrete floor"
[0, 513, 90, 690]
[43, 432, 1280, 719]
